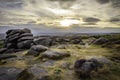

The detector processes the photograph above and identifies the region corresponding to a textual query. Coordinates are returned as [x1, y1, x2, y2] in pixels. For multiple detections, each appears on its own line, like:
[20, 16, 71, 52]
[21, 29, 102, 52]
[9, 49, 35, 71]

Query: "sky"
[0, 0, 120, 34]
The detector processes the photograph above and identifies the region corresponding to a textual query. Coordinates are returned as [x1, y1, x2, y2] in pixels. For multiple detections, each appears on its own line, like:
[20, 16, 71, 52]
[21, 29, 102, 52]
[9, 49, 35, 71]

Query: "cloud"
[109, 18, 120, 22]
[83, 17, 101, 22]
[0, 0, 120, 28]
[111, 0, 120, 8]
[96, 0, 110, 4]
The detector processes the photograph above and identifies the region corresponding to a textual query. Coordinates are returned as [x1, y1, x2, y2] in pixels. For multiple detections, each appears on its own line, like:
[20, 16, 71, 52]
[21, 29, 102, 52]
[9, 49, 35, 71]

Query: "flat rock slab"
[0, 48, 7, 54]
[0, 67, 29, 80]
[0, 54, 17, 60]
[42, 49, 70, 59]
[27, 45, 48, 56]
[29, 65, 49, 80]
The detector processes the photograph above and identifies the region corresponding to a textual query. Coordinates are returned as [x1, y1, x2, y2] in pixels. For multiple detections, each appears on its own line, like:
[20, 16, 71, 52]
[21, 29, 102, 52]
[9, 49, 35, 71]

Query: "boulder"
[27, 45, 48, 56]
[5, 43, 17, 49]
[27, 50, 40, 56]
[17, 36, 34, 42]
[93, 37, 108, 45]
[19, 33, 33, 38]
[0, 54, 17, 60]
[6, 29, 21, 36]
[34, 37, 53, 46]
[74, 57, 109, 78]
[17, 40, 34, 49]
[42, 49, 70, 59]
[0, 48, 7, 54]
[0, 67, 32, 80]
[30, 45, 48, 52]
[5, 36, 19, 42]
[21, 28, 31, 33]
[28, 65, 50, 80]
[6, 33, 20, 39]
[4, 28, 34, 50]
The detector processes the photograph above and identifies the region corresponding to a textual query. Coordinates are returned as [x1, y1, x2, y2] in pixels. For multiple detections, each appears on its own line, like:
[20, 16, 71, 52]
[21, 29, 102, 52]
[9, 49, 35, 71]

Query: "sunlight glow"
[47, 8, 71, 15]
[60, 19, 80, 27]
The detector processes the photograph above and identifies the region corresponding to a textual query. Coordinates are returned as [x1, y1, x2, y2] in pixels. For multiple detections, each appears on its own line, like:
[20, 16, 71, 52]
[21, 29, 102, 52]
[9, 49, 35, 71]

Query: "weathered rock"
[27, 50, 40, 56]
[29, 65, 50, 80]
[34, 37, 53, 46]
[0, 54, 17, 60]
[18, 36, 34, 42]
[42, 49, 70, 59]
[74, 57, 108, 78]
[4, 28, 34, 50]
[93, 37, 108, 45]
[5, 43, 17, 49]
[0, 67, 32, 80]
[61, 62, 73, 69]
[17, 40, 34, 49]
[6, 35, 19, 42]
[30, 45, 48, 52]
[6, 29, 21, 36]
[27, 45, 48, 56]
[5, 49, 24, 53]
[6, 33, 20, 39]
[21, 28, 31, 33]
[19, 33, 33, 38]
[88, 57, 111, 65]
[57, 45, 67, 49]
[41, 60, 55, 67]
[0, 48, 7, 54]
[113, 40, 120, 44]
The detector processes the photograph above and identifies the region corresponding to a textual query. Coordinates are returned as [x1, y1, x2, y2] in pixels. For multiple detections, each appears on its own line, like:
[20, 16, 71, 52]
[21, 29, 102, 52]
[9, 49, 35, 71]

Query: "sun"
[60, 19, 80, 27]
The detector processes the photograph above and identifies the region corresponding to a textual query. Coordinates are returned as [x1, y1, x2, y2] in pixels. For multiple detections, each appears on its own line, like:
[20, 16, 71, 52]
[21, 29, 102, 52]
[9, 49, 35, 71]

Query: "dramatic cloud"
[0, 0, 120, 28]
[96, 0, 110, 4]
[83, 17, 101, 22]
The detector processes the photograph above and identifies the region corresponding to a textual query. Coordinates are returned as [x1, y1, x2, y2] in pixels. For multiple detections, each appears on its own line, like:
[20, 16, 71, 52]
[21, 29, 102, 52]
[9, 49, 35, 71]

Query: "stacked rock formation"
[4, 28, 34, 49]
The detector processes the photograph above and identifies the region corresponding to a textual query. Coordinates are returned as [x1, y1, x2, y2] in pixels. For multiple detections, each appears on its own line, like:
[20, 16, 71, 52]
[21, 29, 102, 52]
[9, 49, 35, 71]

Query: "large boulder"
[0, 67, 32, 80]
[74, 57, 110, 78]
[28, 65, 50, 80]
[34, 37, 53, 47]
[41, 49, 70, 59]
[0, 48, 7, 54]
[17, 36, 34, 42]
[17, 40, 34, 49]
[4, 28, 34, 50]
[27, 45, 48, 56]
[0, 54, 17, 60]
[19, 33, 33, 38]
[93, 37, 108, 45]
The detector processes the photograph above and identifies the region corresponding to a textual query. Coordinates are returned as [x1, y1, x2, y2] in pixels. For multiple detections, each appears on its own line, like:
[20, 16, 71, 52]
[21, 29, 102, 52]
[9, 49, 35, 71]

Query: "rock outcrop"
[4, 28, 34, 50]
[34, 36, 84, 46]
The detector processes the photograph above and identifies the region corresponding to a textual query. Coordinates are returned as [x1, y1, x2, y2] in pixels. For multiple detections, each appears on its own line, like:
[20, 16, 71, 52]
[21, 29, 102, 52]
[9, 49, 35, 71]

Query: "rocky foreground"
[0, 28, 120, 80]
